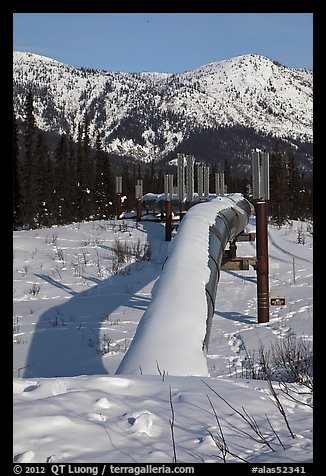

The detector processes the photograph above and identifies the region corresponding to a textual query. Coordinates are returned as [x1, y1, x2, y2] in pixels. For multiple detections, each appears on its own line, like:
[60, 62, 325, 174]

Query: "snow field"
[13, 215, 312, 462]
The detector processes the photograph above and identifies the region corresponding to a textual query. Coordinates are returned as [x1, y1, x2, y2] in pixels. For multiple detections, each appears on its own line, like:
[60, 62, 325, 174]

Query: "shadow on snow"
[23, 222, 167, 378]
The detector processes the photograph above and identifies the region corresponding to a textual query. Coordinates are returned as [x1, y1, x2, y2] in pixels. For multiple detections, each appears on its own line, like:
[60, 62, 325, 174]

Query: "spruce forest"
[13, 91, 312, 230]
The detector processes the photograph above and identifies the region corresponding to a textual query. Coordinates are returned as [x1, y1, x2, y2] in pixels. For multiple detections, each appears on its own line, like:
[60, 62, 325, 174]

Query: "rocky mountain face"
[13, 51, 313, 173]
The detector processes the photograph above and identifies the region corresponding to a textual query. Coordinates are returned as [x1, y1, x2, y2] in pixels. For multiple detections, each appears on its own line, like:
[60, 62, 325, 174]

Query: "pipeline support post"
[164, 174, 174, 241]
[165, 199, 172, 241]
[116, 194, 122, 220]
[255, 200, 269, 323]
[135, 179, 143, 223]
[252, 149, 270, 323]
[115, 176, 123, 220]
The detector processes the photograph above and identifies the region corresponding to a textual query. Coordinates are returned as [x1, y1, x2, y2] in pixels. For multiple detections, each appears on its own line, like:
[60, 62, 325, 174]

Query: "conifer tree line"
[13, 91, 166, 229]
[13, 91, 312, 230]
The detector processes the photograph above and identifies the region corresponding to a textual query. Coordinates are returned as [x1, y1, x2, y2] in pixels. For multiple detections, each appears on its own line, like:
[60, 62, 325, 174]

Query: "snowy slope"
[13, 213, 313, 463]
[13, 52, 313, 161]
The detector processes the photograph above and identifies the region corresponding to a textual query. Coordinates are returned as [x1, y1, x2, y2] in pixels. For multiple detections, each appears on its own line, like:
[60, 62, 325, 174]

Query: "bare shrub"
[87, 333, 120, 356]
[54, 247, 65, 264]
[111, 238, 151, 274]
[256, 346, 296, 439]
[143, 241, 151, 261]
[94, 249, 106, 278]
[20, 264, 29, 277]
[206, 394, 249, 462]
[26, 283, 41, 297]
[71, 258, 85, 277]
[46, 233, 58, 246]
[202, 380, 277, 457]
[52, 265, 63, 280]
[99, 333, 113, 355]
[239, 336, 313, 387]
[13, 316, 20, 334]
[80, 247, 90, 265]
[169, 386, 177, 463]
[270, 335, 313, 386]
[296, 224, 305, 245]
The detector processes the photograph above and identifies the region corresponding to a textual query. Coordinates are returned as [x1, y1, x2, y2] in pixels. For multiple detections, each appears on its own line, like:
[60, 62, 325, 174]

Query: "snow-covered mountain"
[13, 51, 313, 164]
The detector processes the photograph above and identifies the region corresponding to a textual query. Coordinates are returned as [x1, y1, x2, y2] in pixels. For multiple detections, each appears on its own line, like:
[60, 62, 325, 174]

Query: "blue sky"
[13, 13, 313, 73]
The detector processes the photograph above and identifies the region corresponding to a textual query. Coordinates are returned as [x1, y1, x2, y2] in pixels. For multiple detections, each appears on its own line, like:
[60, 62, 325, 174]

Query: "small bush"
[26, 283, 41, 297]
[111, 238, 151, 274]
[240, 335, 312, 387]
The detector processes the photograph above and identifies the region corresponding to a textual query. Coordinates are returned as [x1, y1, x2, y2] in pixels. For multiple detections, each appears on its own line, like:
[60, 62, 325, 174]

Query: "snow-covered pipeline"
[115, 194, 252, 377]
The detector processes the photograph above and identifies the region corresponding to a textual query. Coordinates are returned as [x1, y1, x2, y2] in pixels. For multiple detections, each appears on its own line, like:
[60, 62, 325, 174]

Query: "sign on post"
[270, 297, 286, 306]
[270, 287, 285, 306]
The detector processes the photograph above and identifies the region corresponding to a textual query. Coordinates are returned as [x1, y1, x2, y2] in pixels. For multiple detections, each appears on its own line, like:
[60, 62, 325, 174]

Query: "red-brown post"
[116, 193, 122, 220]
[136, 198, 142, 222]
[255, 200, 269, 323]
[115, 176, 123, 220]
[229, 239, 237, 259]
[165, 199, 172, 241]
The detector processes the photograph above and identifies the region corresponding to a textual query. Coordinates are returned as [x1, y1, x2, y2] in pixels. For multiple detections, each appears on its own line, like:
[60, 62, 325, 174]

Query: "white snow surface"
[13, 213, 313, 463]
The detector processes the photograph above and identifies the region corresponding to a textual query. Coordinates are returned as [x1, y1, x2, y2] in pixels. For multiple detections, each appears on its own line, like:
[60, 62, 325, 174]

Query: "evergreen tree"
[94, 132, 114, 219]
[137, 163, 142, 182]
[66, 134, 77, 222]
[82, 111, 95, 219]
[156, 168, 165, 195]
[21, 90, 37, 227]
[53, 134, 70, 224]
[224, 158, 231, 189]
[75, 123, 84, 220]
[303, 176, 313, 220]
[34, 130, 53, 227]
[269, 151, 288, 226]
[287, 152, 305, 220]
[13, 111, 22, 228]
[75, 114, 94, 221]
[121, 163, 133, 210]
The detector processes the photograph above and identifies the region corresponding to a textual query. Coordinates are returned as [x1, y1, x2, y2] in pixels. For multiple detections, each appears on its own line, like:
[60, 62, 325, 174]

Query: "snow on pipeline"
[116, 194, 250, 376]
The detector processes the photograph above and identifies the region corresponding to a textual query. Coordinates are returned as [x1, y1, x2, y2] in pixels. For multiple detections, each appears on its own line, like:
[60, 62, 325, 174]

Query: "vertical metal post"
[197, 165, 203, 199]
[115, 176, 123, 220]
[135, 199, 141, 222]
[252, 149, 270, 324]
[116, 194, 122, 219]
[164, 174, 173, 241]
[135, 179, 143, 222]
[177, 153, 185, 215]
[229, 239, 237, 259]
[204, 166, 210, 199]
[252, 151, 270, 200]
[292, 257, 296, 284]
[255, 200, 270, 323]
[215, 172, 225, 195]
[165, 199, 172, 241]
[185, 155, 195, 207]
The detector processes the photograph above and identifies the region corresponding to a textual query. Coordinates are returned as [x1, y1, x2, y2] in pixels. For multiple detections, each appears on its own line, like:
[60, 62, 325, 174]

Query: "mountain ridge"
[13, 51, 313, 168]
